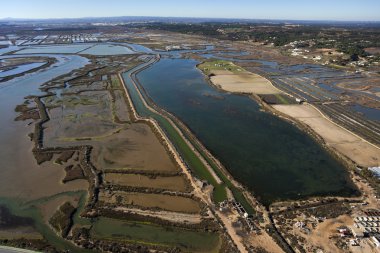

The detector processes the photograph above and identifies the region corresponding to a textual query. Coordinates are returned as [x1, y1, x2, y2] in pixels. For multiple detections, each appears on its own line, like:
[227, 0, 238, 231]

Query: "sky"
[0, 0, 379, 21]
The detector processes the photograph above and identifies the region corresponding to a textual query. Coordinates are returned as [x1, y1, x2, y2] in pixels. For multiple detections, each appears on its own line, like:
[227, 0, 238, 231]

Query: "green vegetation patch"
[110, 75, 121, 89]
[198, 60, 245, 75]
[259, 94, 297, 105]
[91, 217, 221, 252]
[62, 96, 98, 108]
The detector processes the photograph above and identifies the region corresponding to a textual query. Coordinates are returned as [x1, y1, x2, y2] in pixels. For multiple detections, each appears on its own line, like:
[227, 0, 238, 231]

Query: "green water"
[91, 217, 221, 252]
[0, 191, 92, 252]
[129, 58, 358, 205]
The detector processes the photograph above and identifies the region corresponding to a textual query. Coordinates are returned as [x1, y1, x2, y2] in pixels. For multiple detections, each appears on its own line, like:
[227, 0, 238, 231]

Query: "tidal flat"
[0, 50, 223, 252]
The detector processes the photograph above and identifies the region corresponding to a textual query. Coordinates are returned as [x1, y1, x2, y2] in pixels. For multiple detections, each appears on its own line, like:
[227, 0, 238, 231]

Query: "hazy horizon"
[2, 15, 380, 23]
[1, 0, 379, 22]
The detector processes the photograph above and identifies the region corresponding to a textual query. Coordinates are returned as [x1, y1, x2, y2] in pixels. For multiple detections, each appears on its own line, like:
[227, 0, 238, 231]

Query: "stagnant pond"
[135, 58, 358, 204]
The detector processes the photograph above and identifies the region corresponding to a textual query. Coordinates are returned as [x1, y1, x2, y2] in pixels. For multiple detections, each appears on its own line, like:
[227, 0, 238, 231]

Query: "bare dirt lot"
[273, 104, 380, 167]
[246, 232, 285, 253]
[210, 70, 281, 94]
[295, 214, 353, 253]
[114, 207, 203, 224]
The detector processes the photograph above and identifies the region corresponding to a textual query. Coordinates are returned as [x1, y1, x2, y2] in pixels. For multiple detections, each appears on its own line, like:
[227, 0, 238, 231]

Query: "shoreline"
[195, 59, 380, 252]
[198, 60, 380, 169]
[191, 63, 379, 251]
[198, 64, 369, 209]
[126, 55, 365, 205]
[0, 56, 57, 83]
[196, 60, 379, 203]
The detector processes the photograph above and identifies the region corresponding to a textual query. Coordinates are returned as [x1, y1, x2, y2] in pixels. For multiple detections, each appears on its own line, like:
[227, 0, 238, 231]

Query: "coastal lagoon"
[134, 58, 357, 204]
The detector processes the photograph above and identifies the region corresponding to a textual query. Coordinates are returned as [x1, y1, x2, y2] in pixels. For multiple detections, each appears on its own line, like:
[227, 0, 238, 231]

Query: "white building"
[351, 224, 364, 238]
[372, 236, 380, 247]
[369, 167, 380, 178]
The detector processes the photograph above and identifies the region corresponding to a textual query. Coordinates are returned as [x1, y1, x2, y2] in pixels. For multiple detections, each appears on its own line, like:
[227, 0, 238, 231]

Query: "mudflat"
[92, 123, 178, 172]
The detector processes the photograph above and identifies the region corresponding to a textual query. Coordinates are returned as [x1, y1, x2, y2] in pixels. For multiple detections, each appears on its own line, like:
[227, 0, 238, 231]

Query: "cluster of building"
[294, 221, 310, 234]
[70, 34, 100, 43]
[352, 214, 380, 237]
[220, 200, 256, 232]
[294, 216, 326, 234]
[165, 45, 181, 51]
[0, 35, 13, 46]
[0, 34, 101, 46]
[348, 210, 380, 249]
[289, 47, 333, 63]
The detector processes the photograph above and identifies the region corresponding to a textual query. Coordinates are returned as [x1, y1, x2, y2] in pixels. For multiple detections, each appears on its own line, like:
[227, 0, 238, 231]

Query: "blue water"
[351, 104, 380, 122]
[0, 62, 46, 78]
